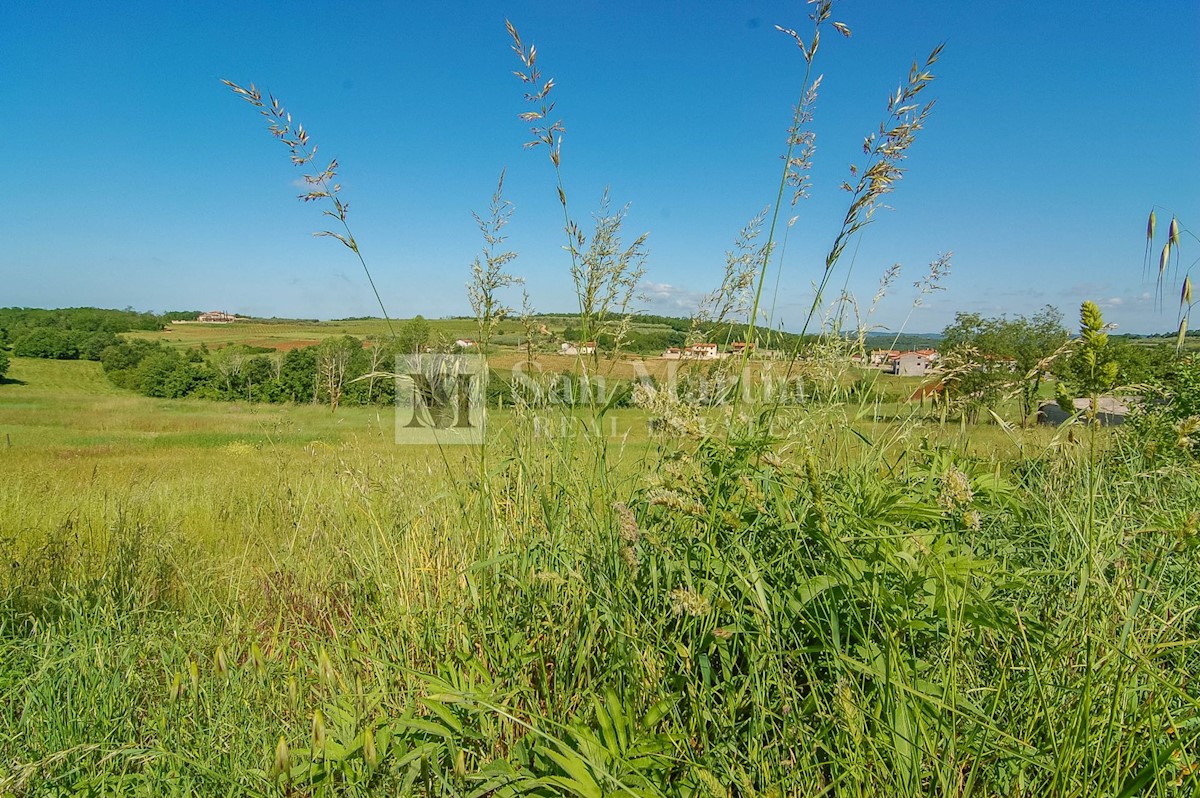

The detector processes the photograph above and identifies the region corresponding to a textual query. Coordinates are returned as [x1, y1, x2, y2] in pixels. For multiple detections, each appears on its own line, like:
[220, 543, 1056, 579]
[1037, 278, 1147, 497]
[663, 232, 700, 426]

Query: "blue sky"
[3, 1, 1197, 334]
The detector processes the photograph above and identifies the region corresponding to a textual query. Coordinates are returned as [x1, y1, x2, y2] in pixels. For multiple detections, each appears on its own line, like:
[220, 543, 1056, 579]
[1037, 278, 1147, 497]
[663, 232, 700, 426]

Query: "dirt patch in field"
[245, 338, 321, 351]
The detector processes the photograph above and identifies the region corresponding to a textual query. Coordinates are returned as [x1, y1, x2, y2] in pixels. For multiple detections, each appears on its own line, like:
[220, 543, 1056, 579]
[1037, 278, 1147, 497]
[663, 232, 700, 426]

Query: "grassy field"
[126, 318, 492, 351]
[1, 353, 1196, 796]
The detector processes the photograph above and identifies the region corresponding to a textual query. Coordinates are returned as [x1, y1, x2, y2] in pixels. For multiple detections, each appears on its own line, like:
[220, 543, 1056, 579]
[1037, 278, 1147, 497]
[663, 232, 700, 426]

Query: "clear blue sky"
[4, 1, 1197, 334]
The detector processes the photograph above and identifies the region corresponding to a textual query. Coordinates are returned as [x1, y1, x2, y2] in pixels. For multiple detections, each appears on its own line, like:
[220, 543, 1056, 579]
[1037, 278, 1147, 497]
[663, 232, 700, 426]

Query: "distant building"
[198, 311, 238, 323]
[455, 339, 476, 349]
[662, 346, 682, 360]
[561, 341, 597, 356]
[891, 351, 934, 376]
[871, 349, 901, 367]
[684, 343, 719, 360]
[730, 341, 756, 355]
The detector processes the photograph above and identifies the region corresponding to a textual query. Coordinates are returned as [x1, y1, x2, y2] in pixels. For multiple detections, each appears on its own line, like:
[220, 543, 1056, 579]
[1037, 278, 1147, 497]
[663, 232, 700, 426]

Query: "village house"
[561, 341, 597, 356]
[683, 343, 720, 361]
[454, 338, 476, 349]
[730, 341, 756, 355]
[870, 349, 900, 367]
[661, 346, 682, 360]
[197, 311, 238, 323]
[891, 351, 934, 376]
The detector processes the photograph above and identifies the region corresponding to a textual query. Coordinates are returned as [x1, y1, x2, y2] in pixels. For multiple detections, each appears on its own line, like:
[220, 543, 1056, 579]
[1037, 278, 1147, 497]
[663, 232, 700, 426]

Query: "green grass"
[125, 317, 521, 351]
[1, 355, 1196, 796]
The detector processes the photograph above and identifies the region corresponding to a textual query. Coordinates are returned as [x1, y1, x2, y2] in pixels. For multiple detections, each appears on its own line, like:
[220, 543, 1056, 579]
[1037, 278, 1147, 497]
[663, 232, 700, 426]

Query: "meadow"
[1, 345, 1197, 795]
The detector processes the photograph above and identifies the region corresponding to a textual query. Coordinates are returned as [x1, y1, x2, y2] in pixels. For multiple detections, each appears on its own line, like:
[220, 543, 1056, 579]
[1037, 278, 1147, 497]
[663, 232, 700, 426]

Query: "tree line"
[101, 337, 400, 408]
[0, 307, 198, 362]
[99, 316, 436, 408]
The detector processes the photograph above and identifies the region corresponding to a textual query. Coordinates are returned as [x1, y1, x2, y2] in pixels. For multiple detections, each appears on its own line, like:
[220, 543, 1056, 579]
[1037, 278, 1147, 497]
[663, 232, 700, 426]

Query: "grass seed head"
[287, 674, 300, 709]
[167, 671, 183, 701]
[363, 727, 378, 769]
[317, 646, 337, 687]
[250, 641, 266, 676]
[669, 587, 711, 617]
[612, 501, 640, 544]
[938, 467, 974, 510]
[620, 545, 640, 574]
[272, 735, 291, 780]
[312, 709, 326, 755]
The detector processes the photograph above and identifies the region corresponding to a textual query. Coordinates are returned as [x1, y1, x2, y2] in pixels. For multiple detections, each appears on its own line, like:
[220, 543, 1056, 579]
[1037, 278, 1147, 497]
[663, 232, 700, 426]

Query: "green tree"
[242, 355, 277, 402]
[942, 306, 1068, 423]
[100, 339, 164, 389]
[134, 351, 195, 398]
[397, 316, 431, 355]
[314, 336, 364, 409]
[209, 345, 249, 398]
[72, 330, 120, 360]
[1055, 301, 1119, 415]
[13, 328, 79, 359]
[0, 347, 9, 380]
[278, 348, 318, 403]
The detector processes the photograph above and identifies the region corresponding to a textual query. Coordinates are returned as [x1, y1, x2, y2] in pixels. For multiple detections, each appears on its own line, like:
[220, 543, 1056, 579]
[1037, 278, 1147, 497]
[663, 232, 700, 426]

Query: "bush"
[12, 328, 78, 359]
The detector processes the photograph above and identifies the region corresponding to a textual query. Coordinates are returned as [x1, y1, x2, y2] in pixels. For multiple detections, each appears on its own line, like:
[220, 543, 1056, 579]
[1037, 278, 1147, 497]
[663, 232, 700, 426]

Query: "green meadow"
[2, 348, 1198, 796]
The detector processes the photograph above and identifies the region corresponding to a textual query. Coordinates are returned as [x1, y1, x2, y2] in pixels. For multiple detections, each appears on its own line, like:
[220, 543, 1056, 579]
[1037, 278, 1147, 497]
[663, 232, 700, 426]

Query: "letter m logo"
[394, 354, 486, 445]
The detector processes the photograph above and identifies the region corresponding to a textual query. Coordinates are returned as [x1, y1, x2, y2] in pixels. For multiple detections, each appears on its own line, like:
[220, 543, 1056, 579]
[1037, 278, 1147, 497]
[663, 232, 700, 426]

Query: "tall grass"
[1, 6, 1198, 797]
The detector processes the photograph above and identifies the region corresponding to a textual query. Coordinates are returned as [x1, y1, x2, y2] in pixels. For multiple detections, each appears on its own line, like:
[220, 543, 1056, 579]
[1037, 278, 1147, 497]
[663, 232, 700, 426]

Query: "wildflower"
[963, 509, 982, 531]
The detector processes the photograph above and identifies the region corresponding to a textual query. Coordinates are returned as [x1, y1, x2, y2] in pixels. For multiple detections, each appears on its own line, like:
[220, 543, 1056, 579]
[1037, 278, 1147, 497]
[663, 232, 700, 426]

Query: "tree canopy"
[941, 306, 1068, 422]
